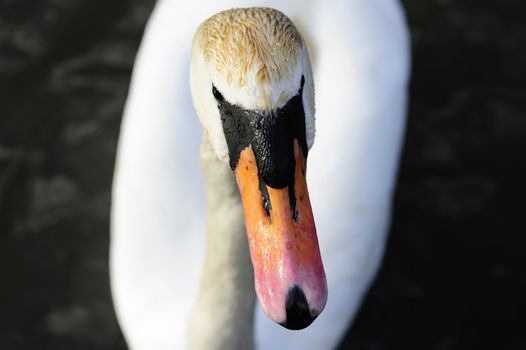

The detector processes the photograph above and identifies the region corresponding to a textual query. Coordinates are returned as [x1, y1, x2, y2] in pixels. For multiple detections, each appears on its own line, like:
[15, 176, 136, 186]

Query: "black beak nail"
[280, 285, 316, 330]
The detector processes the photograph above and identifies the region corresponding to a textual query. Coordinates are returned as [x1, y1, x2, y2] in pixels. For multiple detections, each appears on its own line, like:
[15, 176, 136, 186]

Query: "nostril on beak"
[280, 285, 316, 330]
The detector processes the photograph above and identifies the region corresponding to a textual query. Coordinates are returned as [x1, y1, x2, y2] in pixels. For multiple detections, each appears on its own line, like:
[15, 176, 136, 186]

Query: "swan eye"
[212, 85, 225, 103]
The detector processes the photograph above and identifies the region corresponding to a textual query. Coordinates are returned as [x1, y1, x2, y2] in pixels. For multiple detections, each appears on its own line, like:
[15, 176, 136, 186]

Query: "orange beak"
[234, 140, 327, 329]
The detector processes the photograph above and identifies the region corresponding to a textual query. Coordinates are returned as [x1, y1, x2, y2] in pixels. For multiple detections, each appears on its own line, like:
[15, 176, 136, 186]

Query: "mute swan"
[110, 1, 410, 350]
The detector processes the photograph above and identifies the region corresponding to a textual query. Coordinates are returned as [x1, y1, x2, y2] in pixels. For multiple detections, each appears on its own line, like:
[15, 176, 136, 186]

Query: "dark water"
[0, 1, 524, 349]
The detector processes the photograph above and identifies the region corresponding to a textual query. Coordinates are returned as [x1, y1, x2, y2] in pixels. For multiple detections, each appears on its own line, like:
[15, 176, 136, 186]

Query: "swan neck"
[187, 136, 256, 350]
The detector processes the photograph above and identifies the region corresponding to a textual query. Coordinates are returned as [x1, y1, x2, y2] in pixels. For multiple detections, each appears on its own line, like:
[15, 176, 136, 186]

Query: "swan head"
[190, 8, 326, 330]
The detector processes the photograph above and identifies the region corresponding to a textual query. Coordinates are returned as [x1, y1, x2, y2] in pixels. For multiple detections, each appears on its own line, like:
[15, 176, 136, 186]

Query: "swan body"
[110, 1, 410, 349]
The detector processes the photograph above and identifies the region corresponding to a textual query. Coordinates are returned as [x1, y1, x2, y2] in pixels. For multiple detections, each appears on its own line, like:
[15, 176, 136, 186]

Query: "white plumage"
[110, 1, 410, 349]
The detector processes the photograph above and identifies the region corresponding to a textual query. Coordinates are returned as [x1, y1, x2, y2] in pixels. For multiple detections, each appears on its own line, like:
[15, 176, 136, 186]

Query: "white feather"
[111, 1, 410, 349]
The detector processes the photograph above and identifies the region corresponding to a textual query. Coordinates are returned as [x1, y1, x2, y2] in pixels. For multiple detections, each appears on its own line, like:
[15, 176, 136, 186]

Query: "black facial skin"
[213, 76, 308, 219]
[214, 76, 307, 185]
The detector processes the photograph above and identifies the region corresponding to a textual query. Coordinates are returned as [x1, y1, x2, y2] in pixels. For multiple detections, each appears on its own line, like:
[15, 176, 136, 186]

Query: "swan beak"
[234, 141, 327, 330]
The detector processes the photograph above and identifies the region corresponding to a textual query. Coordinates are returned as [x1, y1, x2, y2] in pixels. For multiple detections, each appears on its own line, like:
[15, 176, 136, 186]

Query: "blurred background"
[0, 0, 524, 349]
